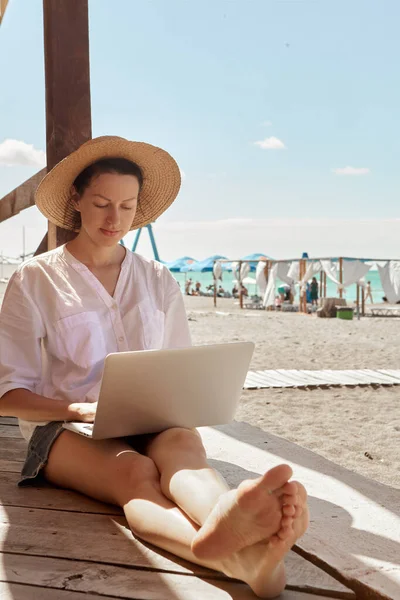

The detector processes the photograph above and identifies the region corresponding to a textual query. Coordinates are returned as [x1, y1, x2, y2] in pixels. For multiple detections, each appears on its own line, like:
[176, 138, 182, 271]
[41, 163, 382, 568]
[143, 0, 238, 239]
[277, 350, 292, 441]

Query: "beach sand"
[185, 296, 400, 489]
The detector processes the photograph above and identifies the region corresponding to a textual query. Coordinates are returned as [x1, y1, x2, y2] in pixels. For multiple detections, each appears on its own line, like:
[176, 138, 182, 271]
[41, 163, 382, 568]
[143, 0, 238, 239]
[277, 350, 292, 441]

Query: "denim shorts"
[18, 421, 156, 487]
[18, 421, 65, 486]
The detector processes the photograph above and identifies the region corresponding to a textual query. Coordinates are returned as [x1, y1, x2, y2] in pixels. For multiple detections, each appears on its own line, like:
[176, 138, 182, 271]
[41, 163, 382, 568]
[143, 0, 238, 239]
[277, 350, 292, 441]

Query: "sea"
[0, 262, 385, 306]
[172, 269, 384, 303]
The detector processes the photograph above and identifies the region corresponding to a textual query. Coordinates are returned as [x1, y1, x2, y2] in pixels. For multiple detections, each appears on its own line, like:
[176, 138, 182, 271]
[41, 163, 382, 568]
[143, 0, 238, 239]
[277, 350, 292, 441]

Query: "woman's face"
[73, 172, 139, 246]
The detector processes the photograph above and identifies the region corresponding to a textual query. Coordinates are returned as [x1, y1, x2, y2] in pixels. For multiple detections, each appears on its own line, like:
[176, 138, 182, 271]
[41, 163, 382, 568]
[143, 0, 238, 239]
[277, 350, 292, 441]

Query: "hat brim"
[35, 136, 181, 232]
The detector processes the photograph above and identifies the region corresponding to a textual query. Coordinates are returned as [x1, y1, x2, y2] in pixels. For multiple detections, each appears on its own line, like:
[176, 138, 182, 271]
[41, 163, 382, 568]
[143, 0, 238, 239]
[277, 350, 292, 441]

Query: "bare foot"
[224, 482, 309, 599]
[191, 464, 297, 559]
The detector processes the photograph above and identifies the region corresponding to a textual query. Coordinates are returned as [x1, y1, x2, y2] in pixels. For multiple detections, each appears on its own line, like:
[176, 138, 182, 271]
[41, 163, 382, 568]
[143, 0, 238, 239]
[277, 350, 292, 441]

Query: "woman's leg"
[43, 429, 308, 598]
[144, 427, 299, 559]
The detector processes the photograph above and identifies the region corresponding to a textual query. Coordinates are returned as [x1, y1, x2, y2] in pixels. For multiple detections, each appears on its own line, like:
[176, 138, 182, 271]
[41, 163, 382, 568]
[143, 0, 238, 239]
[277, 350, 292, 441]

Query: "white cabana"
[298, 261, 321, 292]
[263, 263, 278, 307]
[213, 260, 223, 281]
[377, 261, 400, 303]
[256, 260, 267, 296]
[320, 259, 371, 293]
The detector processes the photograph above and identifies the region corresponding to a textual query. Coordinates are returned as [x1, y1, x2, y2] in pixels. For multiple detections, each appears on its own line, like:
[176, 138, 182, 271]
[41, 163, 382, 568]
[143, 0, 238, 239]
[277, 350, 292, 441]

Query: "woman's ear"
[70, 186, 81, 212]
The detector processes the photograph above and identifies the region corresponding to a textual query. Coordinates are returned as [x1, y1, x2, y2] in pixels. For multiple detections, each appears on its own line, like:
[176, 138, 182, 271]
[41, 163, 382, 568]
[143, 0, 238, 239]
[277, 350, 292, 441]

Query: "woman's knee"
[114, 452, 160, 488]
[147, 427, 206, 459]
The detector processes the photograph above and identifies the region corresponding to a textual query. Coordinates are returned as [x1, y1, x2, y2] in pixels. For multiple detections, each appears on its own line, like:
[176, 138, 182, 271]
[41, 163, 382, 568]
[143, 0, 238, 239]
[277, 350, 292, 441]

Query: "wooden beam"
[0, 0, 9, 24]
[339, 257, 343, 299]
[0, 169, 46, 224]
[41, 0, 92, 251]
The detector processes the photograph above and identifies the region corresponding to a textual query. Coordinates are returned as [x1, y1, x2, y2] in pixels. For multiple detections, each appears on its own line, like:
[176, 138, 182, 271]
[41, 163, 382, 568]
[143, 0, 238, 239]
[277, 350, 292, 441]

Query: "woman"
[310, 277, 319, 306]
[0, 136, 308, 598]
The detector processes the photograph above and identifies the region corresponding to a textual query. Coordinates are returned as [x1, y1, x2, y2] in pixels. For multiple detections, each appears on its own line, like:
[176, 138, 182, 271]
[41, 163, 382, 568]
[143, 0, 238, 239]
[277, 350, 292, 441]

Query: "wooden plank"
[0, 437, 27, 462]
[285, 552, 355, 597]
[358, 369, 398, 385]
[377, 369, 400, 383]
[274, 370, 323, 387]
[322, 370, 362, 385]
[0, 460, 23, 473]
[0, 472, 122, 515]
[0, 582, 118, 599]
[0, 580, 348, 600]
[0, 504, 214, 576]
[42, 0, 92, 249]
[280, 370, 325, 386]
[0, 425, 23, 438]
[200, 423, 400, 600]
[0, 417, 18, 426]
[0, 0, 9, 24]
[253, 371, 294, 387]
[337, 370, 378, 385]
[269, 370, 311, 386]
[0, 504, 353, 596]
[0, 169, 46, 224]
[295, 370, 336, 386]
[0, 553, 349, 600]
[243, 373, 266, 388]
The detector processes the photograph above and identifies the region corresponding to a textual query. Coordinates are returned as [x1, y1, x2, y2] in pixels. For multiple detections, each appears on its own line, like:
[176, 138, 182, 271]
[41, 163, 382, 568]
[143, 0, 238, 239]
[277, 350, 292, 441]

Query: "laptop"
[63, 341, 254, 440]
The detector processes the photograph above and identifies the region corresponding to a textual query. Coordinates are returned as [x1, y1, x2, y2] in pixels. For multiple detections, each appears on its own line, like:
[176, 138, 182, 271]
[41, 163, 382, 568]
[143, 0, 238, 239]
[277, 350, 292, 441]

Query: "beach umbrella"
[164, 256, 196, 272]
[182, 255, 228, 272]
[241, 253, 272, 271]
[233, 276, 257, 286]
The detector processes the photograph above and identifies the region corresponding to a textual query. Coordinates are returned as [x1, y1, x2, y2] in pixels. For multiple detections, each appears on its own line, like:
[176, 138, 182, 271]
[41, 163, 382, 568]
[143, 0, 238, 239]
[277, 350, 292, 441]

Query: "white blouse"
[0, 245, 191, 441]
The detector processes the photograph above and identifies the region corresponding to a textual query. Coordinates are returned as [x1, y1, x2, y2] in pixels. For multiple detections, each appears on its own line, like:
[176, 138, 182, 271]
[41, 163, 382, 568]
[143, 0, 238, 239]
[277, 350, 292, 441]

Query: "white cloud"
[0, 139, 46, 167]
[262, 120, 272, 126]
[332, 166, 370, 176]
[254, 136, 286, 150]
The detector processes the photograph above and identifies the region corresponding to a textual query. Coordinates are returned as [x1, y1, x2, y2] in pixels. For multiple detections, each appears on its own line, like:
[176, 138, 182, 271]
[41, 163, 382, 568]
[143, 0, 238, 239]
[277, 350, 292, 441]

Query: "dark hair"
[73, 157, 143, 195]
[70, 158, 143, 230]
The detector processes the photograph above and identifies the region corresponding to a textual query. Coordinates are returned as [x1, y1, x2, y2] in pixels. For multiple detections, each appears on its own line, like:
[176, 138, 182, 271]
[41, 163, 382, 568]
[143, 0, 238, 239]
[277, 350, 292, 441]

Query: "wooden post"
[42, 0, 92, 251]
[323, 271, 327, 297]
[264, 261, 269, 285]
[213, 276, 217, 307]
[264, 261, 270, 309]
[319, 270, 323, 299]
[339, 257, 343, 299]
[361, 287, 365, 316]
[299, 259, 304, 313]
[239, 261, 243, 308]
[0, 0, 9, 24]
[356, 283, 360, 315]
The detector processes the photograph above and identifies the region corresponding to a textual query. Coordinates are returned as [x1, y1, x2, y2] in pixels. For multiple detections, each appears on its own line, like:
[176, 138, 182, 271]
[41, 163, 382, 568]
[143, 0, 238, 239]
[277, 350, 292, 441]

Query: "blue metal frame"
[120, 224, 160, 261]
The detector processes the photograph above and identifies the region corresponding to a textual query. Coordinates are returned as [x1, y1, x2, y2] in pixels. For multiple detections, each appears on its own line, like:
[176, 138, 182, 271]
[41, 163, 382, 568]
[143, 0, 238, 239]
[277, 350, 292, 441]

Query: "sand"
[185, 296, 400, 489]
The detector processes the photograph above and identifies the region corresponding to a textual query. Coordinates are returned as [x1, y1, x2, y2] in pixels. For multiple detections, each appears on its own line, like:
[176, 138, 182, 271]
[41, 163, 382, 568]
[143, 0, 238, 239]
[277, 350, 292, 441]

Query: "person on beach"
[185, 277, 193, 295]
[365, 281, 373, 304]
[310, 277, 319, 306]
[0, 136, 308, 598]
[194, 281, 202, 296]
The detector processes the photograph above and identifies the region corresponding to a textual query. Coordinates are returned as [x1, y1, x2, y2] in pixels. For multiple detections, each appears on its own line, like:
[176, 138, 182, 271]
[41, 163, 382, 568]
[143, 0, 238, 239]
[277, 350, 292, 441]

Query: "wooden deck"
[0, 417, 398, 599]
[244, 369, 400, 389]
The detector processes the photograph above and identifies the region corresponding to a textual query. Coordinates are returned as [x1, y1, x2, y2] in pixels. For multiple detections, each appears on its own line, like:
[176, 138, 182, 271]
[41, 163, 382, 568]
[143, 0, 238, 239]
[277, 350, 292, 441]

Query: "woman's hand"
[66, 402, 97, 423]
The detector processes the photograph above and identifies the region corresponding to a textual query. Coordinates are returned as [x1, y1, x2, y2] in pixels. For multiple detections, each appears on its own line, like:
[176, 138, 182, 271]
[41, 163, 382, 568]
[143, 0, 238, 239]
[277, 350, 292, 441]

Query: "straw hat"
[35, 136, 181, 231]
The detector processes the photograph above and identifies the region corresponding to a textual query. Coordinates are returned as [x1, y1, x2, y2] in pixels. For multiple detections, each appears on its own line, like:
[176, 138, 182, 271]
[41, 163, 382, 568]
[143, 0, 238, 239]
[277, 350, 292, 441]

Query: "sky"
[0, 0, 399, 262]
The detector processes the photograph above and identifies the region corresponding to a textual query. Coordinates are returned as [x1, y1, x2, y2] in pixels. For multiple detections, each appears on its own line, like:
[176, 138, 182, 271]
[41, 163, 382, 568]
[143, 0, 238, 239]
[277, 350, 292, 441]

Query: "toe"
[293, 505, 304, 518]
[282, 491, 298, 506]
[283, 505, 296, 517]
[277, 525, 293, 540]
[280, 515, 293, 528]
[262, 464, 293, 494]
[281, 481, 298, 497]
